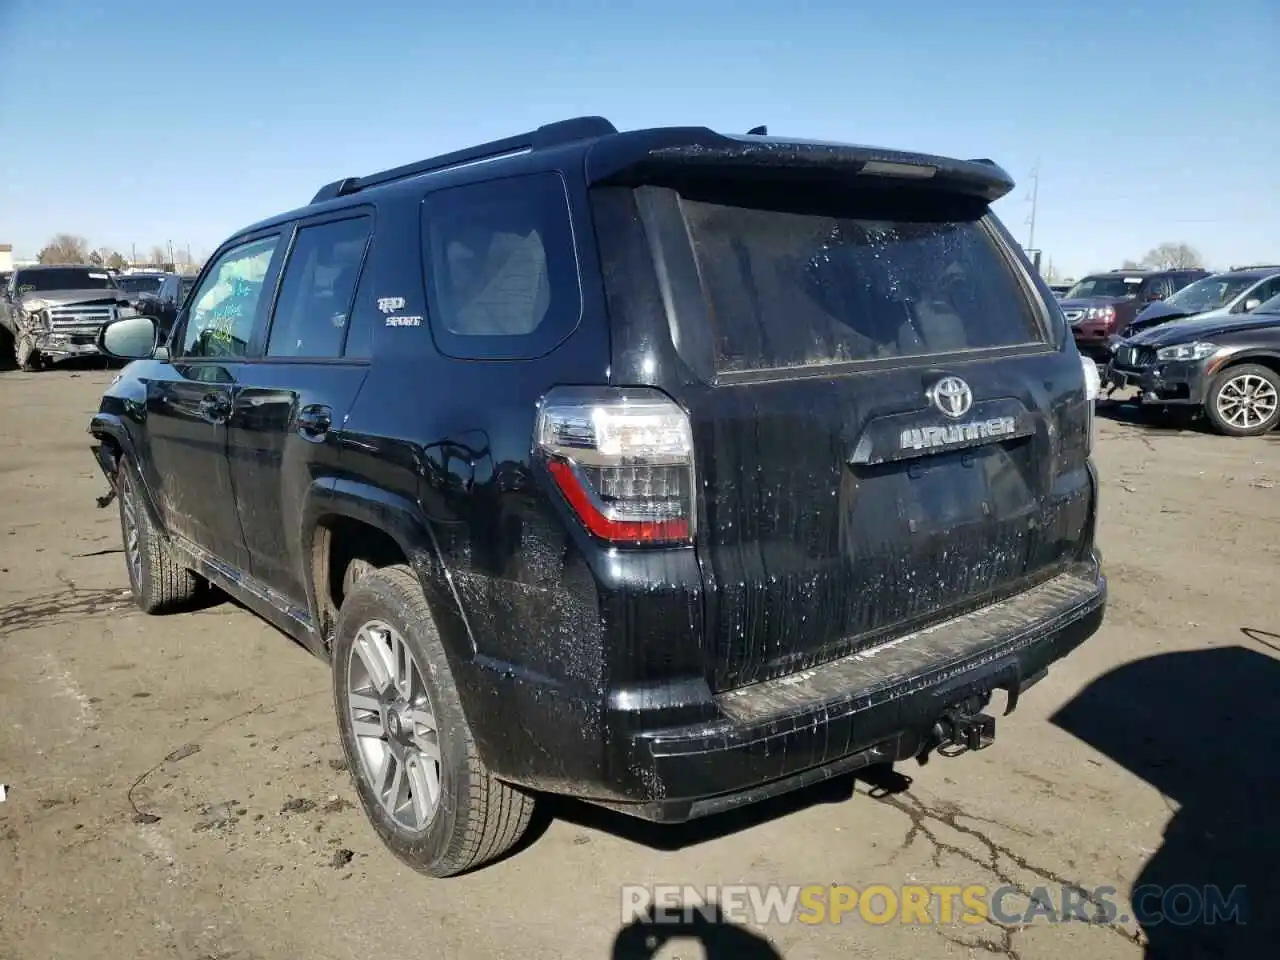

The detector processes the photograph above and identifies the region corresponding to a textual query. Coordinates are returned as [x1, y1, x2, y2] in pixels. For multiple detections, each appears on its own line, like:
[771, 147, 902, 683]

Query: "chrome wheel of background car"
[1215, 373, 1278, 430]
[120, 473, 143, 586]
[346, 619, 442, 831]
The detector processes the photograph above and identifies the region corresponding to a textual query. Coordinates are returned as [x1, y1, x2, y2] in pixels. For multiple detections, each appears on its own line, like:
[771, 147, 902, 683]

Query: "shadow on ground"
[612, 904, 784, 959]
[1095, 396, 1203, 434]
[534, 768, 861, 855]
[1051, 642, 1280, 958]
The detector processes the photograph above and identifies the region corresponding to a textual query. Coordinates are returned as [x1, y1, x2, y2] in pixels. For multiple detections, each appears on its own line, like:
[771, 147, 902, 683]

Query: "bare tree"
[1142, 242, 1204, 270]
[1120, 258, 1143, 269]
[148, 245, 169, 268]
[37, 234, 92, 264]
[107, 251, 128, 271]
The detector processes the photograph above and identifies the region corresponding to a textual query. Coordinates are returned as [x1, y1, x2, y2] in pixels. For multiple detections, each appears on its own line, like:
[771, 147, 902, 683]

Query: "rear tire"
[117, 461, 202, 613]
[332, 564, 535, 877]
[1204, 364, 1280, 437]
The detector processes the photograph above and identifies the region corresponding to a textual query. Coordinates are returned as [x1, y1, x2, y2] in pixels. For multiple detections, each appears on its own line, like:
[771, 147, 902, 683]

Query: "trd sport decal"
[376, 295, 421, 327]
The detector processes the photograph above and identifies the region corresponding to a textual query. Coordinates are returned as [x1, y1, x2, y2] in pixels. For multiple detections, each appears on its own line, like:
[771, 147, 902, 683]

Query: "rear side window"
[680, 192, 1042, 373]
[267, 215, 372, 358]
[422, 172, 581, 360]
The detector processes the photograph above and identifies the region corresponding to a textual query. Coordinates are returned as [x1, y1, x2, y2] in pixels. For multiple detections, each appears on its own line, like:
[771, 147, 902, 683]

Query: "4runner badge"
[899, 416, 1017, 452]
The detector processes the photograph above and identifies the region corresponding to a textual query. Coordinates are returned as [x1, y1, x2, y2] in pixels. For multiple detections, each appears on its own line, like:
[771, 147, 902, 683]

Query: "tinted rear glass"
[117, 276, 165, 295]
[679, 192, 1042, 373]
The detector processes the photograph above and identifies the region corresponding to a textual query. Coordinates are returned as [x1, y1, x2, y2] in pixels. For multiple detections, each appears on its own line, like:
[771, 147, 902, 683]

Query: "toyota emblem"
[928, 376, 973, 419]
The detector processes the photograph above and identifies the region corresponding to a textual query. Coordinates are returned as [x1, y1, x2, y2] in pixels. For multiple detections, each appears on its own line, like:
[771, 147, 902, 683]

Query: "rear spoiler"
[584, 128, 1015, 203]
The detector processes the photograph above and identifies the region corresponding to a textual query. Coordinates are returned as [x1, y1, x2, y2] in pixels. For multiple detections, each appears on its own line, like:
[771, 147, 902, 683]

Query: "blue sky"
[0, 0, 1275, 277]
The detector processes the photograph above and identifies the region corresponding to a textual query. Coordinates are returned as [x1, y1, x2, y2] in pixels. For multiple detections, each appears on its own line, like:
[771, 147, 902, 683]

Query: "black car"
[1107, 295, 1280, 436]
[88, 116, 1106, 877]
[134, 273, 197, 339]
[1060, 268, 1209, 361]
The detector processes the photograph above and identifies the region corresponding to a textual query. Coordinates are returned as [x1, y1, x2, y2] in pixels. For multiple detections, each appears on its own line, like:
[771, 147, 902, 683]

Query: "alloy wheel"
[346, 619, 442, 831]
[1216, 373, 1279, 430]
[120, 473, 143, 586]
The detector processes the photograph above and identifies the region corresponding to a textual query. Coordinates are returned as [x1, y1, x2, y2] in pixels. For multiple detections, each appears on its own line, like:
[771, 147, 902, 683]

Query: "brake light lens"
[536, 387, 695, 545]
[1080, 354, 1100, 455]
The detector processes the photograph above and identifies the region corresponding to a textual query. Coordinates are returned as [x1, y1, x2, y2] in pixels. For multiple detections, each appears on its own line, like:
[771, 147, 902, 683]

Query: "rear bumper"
[588, 559, 1106, 822]
[1106, 361, 1210, 405]
[1071, 324, 1121, 359]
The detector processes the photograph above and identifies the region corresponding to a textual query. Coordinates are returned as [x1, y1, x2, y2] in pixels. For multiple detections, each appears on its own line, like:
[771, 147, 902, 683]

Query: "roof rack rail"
[1229, 263, 1280, 272]
[312, 117, 622, 207]
[310, 116, 617, 204]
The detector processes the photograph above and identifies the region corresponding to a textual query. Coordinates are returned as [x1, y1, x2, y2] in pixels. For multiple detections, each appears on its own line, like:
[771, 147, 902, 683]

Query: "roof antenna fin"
[747, 125, 768, 136]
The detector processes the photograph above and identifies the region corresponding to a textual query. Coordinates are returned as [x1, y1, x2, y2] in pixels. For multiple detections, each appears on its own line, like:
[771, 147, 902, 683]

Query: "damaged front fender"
[88, 412, 164, 534]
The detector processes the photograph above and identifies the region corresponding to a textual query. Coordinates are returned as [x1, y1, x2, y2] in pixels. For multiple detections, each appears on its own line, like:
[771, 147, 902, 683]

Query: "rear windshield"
[679, 190, 1042, 373]
[116, 275, 165, 295]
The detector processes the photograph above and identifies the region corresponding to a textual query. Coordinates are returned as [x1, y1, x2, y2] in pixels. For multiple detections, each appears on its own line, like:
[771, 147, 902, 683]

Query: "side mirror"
[99, 314, 160, 360]
[1243, 298, 1262, 312]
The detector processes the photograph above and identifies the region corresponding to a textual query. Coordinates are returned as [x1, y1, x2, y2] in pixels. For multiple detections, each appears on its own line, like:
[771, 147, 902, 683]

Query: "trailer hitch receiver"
[931, 703, 996, 758]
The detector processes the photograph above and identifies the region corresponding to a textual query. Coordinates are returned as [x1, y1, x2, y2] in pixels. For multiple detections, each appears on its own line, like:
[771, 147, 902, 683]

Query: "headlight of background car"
[23, 298, 49, 314]
[1156, 342, 1217, 362]
[117, 305, 138, 318]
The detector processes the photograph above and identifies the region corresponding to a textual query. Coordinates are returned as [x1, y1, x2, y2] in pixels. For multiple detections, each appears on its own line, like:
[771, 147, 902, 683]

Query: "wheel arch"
[89, 413, 165, 534]
[1209, 350, 1280, 380]
[301, 478, 477, 661]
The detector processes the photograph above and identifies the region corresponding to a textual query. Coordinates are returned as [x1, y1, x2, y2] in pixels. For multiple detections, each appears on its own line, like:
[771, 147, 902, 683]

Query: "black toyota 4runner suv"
[89, 117, 1106, 877]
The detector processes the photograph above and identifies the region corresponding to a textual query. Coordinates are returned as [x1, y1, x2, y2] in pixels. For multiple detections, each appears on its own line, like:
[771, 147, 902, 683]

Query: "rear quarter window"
[679, 188, 1044, 373]
[421, 172, 582, 361]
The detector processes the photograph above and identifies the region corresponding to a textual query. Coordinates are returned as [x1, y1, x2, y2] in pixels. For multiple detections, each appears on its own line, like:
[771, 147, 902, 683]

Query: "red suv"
[1060, 268, 1208, 360]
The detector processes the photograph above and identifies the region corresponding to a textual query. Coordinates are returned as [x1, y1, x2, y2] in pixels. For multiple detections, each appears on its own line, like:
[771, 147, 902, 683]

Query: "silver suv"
[1121, 266, 1280, 338]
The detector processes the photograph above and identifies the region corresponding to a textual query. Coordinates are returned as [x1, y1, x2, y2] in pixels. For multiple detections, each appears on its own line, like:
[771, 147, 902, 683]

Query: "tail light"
[536, 386, 695, 545]
[1080, 354, 1100, 455]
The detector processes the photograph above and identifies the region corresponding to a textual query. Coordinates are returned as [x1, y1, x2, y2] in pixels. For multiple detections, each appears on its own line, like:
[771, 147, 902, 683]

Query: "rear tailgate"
[589, 143, 1093, 693]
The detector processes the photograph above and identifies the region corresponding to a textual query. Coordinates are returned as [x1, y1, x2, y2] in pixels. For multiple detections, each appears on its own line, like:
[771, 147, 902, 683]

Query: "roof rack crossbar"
[310, 115, 617, 204]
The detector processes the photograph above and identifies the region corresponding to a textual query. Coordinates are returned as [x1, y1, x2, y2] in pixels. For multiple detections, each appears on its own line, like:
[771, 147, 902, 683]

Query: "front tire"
[332, 564, 535, 877]
[17, 347, 41, 372]
[117, 461, 202, 613]
[1204, 364, 1280, 437]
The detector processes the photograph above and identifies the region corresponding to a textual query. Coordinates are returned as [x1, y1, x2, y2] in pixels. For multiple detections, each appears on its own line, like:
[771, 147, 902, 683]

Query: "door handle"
[296, 405, 333, 440]
[198, 393, 231, 422]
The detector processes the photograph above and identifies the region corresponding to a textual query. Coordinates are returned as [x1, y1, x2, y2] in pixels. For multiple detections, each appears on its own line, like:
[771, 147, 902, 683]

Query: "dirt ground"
[1, 366, 1277, 960]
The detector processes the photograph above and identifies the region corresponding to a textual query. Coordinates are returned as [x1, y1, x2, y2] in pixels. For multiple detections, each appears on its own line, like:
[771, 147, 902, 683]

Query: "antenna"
[747, 125, 768, 136]
[1024, 161, 1040, 252]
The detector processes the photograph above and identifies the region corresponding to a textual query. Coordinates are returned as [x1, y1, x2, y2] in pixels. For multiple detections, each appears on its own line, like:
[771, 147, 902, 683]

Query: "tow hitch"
[930, 697, 996, 758]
